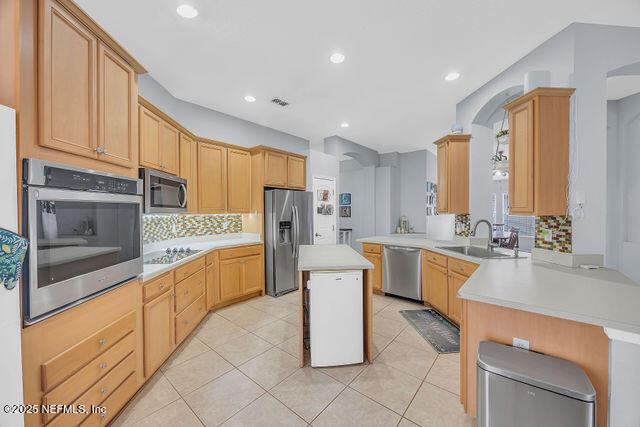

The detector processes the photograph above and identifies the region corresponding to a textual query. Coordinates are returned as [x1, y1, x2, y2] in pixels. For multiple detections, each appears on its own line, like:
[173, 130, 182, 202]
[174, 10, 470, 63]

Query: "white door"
[0, 105, 24, 427]
[312, 175, 337, 244]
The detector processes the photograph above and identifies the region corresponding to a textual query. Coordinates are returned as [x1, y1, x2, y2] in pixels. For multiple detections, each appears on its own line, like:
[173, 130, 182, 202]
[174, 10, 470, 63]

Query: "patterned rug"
[400, 309, 460, 353]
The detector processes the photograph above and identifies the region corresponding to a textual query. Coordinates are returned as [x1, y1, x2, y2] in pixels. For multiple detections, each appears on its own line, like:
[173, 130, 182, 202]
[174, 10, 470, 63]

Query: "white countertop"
[298, 244, 373, 271]
[142, 233, 262, 281]
[358, 235, 640, 334]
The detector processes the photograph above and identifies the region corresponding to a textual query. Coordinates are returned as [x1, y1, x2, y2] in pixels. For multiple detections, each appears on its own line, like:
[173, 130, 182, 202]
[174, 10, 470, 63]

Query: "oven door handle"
[178, 183, 188, 208]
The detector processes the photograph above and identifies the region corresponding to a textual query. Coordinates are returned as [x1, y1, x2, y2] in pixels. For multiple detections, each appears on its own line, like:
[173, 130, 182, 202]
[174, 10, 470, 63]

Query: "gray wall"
[399, 150, 428, 233]
[138, 75, 309, 155]
[324, 135, 380, 167]
[338, 160, 376, 250]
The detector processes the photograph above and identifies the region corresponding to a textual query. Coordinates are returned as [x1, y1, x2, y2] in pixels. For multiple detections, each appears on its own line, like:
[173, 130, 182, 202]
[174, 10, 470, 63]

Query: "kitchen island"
[297, 244, 374, 368]
[358, 235, 640, 426]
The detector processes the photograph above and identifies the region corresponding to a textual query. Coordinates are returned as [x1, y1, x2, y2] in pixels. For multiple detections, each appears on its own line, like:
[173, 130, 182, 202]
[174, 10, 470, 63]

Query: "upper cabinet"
[139, 104, 179, 174]
[179, 133, 198, 213]
[35, 0, 142, 174]
[264, 151, 288, 187]
[227, 148, 252, 213]
[433, 134, 470, 214]
[198, 142, 228, 213]
[287, 156, 306, 189]
[504, 87, 575, 215]
[254, 147, 307, 191]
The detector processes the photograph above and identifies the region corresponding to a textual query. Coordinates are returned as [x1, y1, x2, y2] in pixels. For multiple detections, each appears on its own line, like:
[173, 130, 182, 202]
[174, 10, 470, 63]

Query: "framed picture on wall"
[339, 193, 351, 205]
[339, 205, 351, 218]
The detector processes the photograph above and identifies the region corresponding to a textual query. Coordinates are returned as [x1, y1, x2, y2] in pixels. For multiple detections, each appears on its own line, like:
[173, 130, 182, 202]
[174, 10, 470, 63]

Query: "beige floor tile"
[222, 393, 306, 427]
[196, 312, 228, 331]
[376, 304, 409, 323]
[277, 334, 301, 359]
[184, 369, 264, 426]
[372, 333, 393, 359]
[425, 353, 460, 395]
[213, 333, 273, 366]
[373, 315, 407, 339]
[404, 382, 473, 427]
[219, 304, 279, 331]
[161, 337, 210, 372]
[376, 341, 437, 380]
[394, 326, 439, 354]
[238, 347, 299, 390]
[253, 319, 298, 345]
[271, 367, 345, 422]
[398, 418, 420, 426]
[281, 311, 300, 326]
[320, 362, 367, 385]
[350, 363, 422, 415]
[278, 290, 301, 305]
[390, 298, 424, 310]
[131, 399, 203, 427]
[250, 298, 298, 318]
[164, 350, 234, 395]
[312, 387, 401, 427]
[372, 296, 393, 313]
[112, 373, 180, 425]
[195, 319, 248, 348]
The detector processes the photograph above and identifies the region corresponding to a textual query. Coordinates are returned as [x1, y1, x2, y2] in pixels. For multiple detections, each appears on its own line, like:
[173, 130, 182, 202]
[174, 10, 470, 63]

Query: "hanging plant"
[495, 129, 509, 139]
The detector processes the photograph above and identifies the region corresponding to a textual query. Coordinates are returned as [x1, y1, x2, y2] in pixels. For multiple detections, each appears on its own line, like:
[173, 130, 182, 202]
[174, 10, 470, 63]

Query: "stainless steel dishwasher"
[477, 341, 596, 427]
[383, 245, 421, 300]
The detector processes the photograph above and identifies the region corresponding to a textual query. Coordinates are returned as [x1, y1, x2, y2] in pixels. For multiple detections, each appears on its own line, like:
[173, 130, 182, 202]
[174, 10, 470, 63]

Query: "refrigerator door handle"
[291, 205, 298, 258]
[294, 205, 300, 258]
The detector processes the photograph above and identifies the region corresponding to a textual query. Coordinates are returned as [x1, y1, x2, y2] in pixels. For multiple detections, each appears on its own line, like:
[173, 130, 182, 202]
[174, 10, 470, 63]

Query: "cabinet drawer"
[42, 311, 136, 392]
[448, 258, 478, 278]
[42, 332, 135, 417]
[143, 272, 174, 302]
[80, 372, 137, 427]
[45, 352, 136, 427]
[219, 244, 262, 260]
[174, 257, 206, 282]
[423, 250, 448, 268]
[206, 251, 217, 266]
[175, 269, 205, 314]
[362, 243, 382, 254]
[175, 294, 207, 344]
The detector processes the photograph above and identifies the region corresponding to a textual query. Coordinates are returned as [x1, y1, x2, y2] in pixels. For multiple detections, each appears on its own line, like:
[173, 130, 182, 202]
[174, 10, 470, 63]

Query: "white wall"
[339, 160, 376, 250]
[139, 75, 310, 155]
[0, 105, 24, 427]
[307, 149, 340, 242]
[399, 150, 427, 233]
[609, 339, 640, 427]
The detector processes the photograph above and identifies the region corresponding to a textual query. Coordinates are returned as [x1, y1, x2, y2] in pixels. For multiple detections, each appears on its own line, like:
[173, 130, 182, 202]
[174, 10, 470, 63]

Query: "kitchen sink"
[435, 246, 517, 259]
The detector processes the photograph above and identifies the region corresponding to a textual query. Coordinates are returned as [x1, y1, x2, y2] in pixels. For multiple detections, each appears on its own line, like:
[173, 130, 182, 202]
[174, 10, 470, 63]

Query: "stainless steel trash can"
[477, 341, 596, 427]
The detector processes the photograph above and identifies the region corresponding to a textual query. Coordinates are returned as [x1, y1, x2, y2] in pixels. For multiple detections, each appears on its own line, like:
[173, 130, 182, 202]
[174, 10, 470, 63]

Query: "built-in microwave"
[22, 159, 143, 324]
[140, 168, 187, 213]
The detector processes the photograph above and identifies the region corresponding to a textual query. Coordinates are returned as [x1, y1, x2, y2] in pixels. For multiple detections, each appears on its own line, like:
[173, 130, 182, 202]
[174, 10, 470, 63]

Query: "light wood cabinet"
[362, 244, 383, 294]
[220, 258, 243, 302]
[198, 142, 228, 213]
[504, 87, 575, 215]
[433, 134, 470, 214]
[219, 245, 264, 303]
[160, 121, 179, 174]
[264, 150, 288, 187]
[97, 42, 136, 168]
[424, 260, 449, 315]
[287, 156, 306, 189]
[179, 133, 198, 212]
[227, 148, 252, 212]
[447, 271, 467, 324]
[242, 255, 263, 294]
[206, 252, 220, 309]
[139, 105, 179, 174]
[143, 287, 174, 377]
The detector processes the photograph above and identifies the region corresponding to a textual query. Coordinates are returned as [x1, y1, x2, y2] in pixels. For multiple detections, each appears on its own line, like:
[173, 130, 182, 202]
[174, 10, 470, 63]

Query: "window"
[491, 193, 497, 224]
[502, 193, 535, 236]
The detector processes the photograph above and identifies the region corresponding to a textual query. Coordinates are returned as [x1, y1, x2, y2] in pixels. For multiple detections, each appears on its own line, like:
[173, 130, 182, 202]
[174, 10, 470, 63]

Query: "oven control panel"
[44, 166, 141, 195]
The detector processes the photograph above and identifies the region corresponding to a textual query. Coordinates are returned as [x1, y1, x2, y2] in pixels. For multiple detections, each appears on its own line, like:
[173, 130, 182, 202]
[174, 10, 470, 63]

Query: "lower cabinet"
[219, 245, 264, 304]
[423, 260, 449, 315]
[447, 271, 467, 324]
[362, 243, 383, 293]
[143, 286, 174, 377]
[206, 251, 220, 309]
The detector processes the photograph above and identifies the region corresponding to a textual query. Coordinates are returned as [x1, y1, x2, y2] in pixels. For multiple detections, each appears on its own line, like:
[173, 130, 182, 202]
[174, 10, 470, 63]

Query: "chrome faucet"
[472, 219, 497, 252]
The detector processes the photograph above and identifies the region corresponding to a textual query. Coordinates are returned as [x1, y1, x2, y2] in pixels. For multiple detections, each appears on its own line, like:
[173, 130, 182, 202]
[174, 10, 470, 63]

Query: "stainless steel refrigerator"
[265, 189, 313, 297]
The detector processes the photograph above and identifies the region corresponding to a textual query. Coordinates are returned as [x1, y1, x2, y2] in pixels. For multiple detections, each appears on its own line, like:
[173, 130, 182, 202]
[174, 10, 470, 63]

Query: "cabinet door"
[205, 253, 220, 310]
[447, 141, 469, 214]
[447, 271, 467, 324]
[139, 105, 162, 169]
[219, 259, 243, 302]
[287, 156, 306, 189]
[198, 143, 228, 213]
[97, 42, 136, 168]
[264, 151, 287, 187]
[242, 255, 263, 295]
[436, 143, 448, 213]
[40, 0, 98, 158]
[143, 289, 174, 376]
[363, 253, 382, 292]
[425, 261, 448, 315]
[179, 134, 198, 213]
[227, 148, 251, 212]
[160, 122, 179, 174]
[509, 100, 535, 214]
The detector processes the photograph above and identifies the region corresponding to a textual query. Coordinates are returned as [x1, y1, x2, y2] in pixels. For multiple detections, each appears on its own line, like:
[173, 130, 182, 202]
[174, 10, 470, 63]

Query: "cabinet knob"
[98, 362, 108, 369]
[95, 147, 105, 154]
[100, 388, 108, 395]
[159, 284, 165, 290]
[98, 338, 107, 346]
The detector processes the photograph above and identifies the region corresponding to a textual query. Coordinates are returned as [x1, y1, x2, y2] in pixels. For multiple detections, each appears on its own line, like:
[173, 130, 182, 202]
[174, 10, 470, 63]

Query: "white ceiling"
[76, 0, 640, 153]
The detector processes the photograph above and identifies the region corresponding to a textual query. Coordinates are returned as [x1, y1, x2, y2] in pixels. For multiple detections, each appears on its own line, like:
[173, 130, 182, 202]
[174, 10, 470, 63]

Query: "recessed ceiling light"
[445, 72, 460, 81]
[340, 122, 349, 128]
[330, 52, 345, 64]
[176, 4, 198, 18]
[244, 95, 256, 103]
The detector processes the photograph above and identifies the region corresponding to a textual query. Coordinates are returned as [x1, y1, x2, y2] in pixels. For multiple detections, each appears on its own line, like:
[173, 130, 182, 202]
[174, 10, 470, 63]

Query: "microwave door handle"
[178, 183, 187, 208]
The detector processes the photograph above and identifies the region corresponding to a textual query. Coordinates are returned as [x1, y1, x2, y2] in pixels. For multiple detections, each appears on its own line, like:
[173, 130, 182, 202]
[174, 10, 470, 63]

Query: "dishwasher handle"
[385, 245, 421, 252]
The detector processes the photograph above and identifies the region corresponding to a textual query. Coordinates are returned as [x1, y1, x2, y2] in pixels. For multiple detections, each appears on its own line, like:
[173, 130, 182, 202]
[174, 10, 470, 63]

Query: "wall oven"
[22, 159, 143, 324]
[140, 168, 187, 213]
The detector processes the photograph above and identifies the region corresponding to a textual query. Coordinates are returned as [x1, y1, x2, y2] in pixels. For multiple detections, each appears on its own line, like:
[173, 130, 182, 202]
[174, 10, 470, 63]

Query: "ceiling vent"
[271, 98, 290, 107]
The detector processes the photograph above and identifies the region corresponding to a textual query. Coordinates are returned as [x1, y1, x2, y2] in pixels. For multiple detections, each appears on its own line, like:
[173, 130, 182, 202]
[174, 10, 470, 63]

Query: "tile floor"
[113, 292, 473, 426]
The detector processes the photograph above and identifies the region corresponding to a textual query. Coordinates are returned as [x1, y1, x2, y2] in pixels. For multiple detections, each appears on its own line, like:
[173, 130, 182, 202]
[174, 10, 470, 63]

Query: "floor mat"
[400, 309, 459, 353]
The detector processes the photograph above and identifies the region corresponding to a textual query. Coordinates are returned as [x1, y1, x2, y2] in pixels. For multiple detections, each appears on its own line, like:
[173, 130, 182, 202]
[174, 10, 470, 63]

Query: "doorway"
[312, 175, 337, 244]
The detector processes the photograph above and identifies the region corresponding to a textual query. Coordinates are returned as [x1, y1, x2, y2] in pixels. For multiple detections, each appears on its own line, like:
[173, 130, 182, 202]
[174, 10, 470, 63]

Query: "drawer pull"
[100, 387, 108, 395]
[99, 338, 108, 346]
[159, 284, 165, 290]
[99, 362, 108, 370]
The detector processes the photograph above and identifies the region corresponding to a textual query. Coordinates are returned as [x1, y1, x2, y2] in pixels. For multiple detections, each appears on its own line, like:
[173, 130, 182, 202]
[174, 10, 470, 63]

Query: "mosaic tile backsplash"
[535, 215, 572, 253]
[143, 214, 242, 244]
[455, 214, 472, 237]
